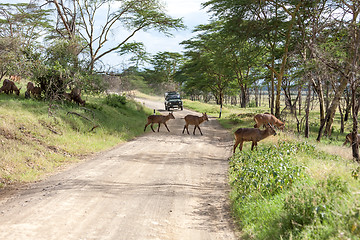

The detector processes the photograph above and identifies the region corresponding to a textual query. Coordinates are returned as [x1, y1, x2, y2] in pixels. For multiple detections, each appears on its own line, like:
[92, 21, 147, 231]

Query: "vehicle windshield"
[167, 95, 180, 99]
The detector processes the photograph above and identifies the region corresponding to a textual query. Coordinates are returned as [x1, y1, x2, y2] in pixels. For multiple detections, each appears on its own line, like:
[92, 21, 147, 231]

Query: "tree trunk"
[311, 76, 325, 125]
[255, 86, 259, 107]
[351, 88, 359, 161]
[270, 71, 275, 114]
[240, 85, 247, 108]
[317, 76, 348, 141]
[219, 92, 223, 119]
[259, 87, 262, 107]
[339, 105, 344, 134]
[305, 78, 311, 138]
[298, 84, 302, 116]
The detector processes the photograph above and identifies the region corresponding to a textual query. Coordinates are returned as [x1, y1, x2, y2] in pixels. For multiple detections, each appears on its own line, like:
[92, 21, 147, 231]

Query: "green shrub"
[230, 141, 360, 239]
[280, 177, 353, 239]
[228, 113, 243, 124]
[105, 94, 127, 107]
[230, 141, 307, 201]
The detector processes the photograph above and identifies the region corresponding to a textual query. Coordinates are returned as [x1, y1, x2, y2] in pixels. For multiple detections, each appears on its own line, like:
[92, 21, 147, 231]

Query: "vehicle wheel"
[181, 106, 183, 110]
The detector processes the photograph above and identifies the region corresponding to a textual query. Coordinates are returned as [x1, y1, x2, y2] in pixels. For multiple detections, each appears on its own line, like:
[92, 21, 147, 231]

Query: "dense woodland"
[1, 0, 360, 160]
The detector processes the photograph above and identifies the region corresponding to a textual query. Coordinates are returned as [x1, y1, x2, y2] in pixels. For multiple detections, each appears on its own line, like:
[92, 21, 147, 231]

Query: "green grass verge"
[0, 93, 151, 187]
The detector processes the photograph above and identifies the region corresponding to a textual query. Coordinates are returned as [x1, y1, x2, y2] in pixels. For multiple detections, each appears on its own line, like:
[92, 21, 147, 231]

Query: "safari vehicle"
[164, 91, 183, 111]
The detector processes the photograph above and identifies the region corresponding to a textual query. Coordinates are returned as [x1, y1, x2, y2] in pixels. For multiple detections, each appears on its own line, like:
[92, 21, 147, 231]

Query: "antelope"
[182, 112, 209, 135]
[343, 133, 360, 147]
[254, 113, 285, 130]
[0, 79, 21, 95]
[144, 112, 175, 132]
[25, 82, 41, 98]
[233, 123, 277, 153]
[70, 87, 86, 105]
[10, 75, 21, 82]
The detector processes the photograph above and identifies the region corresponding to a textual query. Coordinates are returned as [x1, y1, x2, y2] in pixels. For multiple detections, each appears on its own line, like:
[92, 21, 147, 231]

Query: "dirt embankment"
[0, 98, 239, 240]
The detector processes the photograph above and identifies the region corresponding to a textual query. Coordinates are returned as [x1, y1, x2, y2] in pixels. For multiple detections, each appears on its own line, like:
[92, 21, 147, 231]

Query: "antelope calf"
[182, 112, 209, 135]
[144, 112, 175, 132]
[343, 133, 360, 147]
[25, 82, 41, 98]
[254, 113, 285, 130]
[233, 123, 277, 153]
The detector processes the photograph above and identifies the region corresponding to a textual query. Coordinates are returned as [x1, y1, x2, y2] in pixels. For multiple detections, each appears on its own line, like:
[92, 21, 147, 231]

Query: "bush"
[230, 141, 307, 201]
[280, 177, 353, 239]
[230, 141, 360, 239]
[105, 94, 127, 107]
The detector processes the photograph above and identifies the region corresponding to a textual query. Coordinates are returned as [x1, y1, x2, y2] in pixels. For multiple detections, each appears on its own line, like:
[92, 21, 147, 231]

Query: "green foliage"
[230, 141, 307, 201]
[279, 177, 357, 239]
[228, 113, 243, 124]
[105, 94, 127, 108]
[230, 140, 360, 239]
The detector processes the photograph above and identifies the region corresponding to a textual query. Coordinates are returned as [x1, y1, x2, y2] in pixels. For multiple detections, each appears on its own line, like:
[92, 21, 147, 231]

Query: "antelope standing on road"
[233, 123, 277, 153]
[182, 112, 209, 135]
[144, 112, 175, 132]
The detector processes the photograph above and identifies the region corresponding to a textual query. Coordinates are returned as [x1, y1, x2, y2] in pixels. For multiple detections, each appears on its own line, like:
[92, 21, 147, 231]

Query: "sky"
[138, 0, 210, 53]
[2, 0, 211, 70]
[107, 0, 211, 69]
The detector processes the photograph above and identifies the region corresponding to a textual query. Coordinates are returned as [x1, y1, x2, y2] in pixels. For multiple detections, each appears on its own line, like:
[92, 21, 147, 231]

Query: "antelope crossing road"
[0, 98, 238, 240]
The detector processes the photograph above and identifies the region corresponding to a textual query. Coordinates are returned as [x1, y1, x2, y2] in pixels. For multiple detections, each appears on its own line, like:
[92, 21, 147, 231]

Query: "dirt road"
[0, 98, 238, 240]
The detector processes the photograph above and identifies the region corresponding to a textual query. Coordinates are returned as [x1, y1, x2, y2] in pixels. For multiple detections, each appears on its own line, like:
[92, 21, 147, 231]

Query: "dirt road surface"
[0, 98, 238, 240]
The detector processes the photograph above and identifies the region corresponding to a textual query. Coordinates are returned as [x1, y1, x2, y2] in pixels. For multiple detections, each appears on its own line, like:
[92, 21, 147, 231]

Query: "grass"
[0, 93, 152, 187]
[183, 98, 360, 239]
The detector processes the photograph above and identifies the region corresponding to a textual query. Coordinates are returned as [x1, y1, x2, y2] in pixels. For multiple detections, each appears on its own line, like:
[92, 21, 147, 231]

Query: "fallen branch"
[89, 125, 99, 132]
[67, 111, 100, 132]
[67, 111, 92, 122]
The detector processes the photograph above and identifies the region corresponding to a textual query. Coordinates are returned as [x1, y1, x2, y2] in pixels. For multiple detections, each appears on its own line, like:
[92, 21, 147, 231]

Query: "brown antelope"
[70, 87, 86, 105]
[182, 112, 209, 135]
[25, 82, 41, 98]
[343, 133, 360, 147]
[10, 75, 21, 82]
[254, 113, 285, 130]
[144, 112, 175, 132]
[0, 79, 21, 95]
[233, 123, 277, 153]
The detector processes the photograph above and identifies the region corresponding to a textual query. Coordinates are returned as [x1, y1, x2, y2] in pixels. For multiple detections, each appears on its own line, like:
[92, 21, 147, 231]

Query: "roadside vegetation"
[0, 93, 151, 188]
[183, 99, 360, 240]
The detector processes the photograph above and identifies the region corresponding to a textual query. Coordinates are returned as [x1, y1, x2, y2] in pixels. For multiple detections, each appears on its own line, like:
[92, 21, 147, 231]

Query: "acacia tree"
[204, 0, 308, 117]
[0, 2, 52, 78]
[45, 0, 184, 73]
[150, 51, 184, 87]
[339, 0, 360, 161]
[181, 23, 234, 117]
[313, 1, 360, 158]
